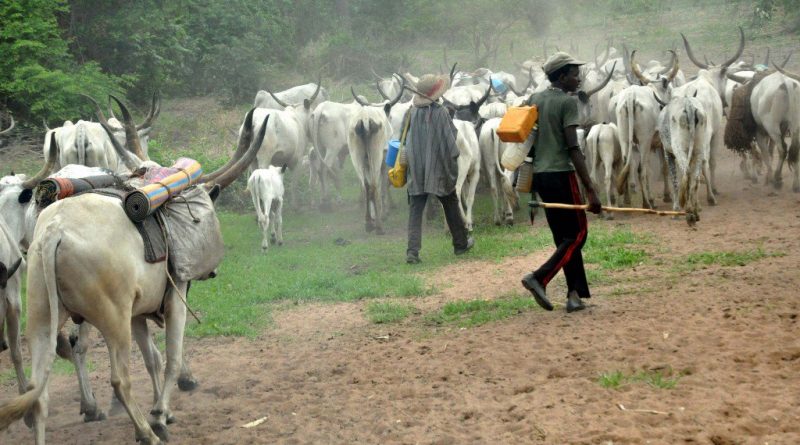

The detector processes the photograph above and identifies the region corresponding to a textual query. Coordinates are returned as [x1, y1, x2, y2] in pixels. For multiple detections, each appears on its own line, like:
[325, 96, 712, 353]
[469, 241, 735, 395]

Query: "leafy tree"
[0, 0, 127, 123]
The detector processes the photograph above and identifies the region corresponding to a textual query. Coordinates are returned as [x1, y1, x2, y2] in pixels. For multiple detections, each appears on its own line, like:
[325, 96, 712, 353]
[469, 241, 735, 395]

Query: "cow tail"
[616, 99, 635, 195]
[0, 228, 60, 430]
[678, 103, 697, 208]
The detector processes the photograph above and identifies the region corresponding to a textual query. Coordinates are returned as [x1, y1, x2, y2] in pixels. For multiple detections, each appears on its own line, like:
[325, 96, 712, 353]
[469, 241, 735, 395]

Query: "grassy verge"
[365, 302, 417, 324]
[598, 368, 683, 390]
[426, 292, 541, 328]
[676, 248, 784, 271]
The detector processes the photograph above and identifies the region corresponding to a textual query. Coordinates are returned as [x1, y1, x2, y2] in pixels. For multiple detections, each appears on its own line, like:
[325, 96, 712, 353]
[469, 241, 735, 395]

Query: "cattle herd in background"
[0, 27, 799, 444]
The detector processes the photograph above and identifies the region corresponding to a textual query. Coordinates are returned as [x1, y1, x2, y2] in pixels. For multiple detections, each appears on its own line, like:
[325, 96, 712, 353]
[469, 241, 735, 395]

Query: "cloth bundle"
[35, 175, 122, 207]
[724, 72, 769, 154]
[124, 158, 203, 222]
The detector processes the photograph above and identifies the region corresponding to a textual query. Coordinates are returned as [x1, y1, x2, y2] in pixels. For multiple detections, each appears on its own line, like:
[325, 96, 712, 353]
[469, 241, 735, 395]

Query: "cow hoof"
[365, 223, 375, 233]
[178, 376, 198, 391]
[167, 413, 177, 425]
[150, 422, 169, 442]
[662, 195, 672, 203]
[773, 180, 783, 190]
[707, 197, 718, 206]
[277, 240, 284, 246]
[83, 408, 107, 423]
[270, 233, 277, 243]
[793, 185, 800, 193]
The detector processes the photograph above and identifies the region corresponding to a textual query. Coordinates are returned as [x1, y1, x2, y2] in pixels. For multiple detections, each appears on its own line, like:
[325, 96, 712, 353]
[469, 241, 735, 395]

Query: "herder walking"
[521, 52, 602, 312]
[404, 73, 474, 264]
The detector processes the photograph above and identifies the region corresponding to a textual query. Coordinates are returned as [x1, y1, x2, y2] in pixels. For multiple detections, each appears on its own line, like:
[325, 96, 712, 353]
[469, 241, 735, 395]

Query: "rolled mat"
[35, 175, 122, 207]
[124, 158, 203, 222]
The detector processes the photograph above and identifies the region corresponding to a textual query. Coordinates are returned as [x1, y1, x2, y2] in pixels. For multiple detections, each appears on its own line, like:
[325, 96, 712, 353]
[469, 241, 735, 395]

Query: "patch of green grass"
[598, 368, 683, 390]
[584, 226, 650, 270]
[426, 293, 539, 328]
[1, 358, 93, 385]
[365, 302, 416, 324]
[683, 248, 783, 269]
[598, 371, 627, 389]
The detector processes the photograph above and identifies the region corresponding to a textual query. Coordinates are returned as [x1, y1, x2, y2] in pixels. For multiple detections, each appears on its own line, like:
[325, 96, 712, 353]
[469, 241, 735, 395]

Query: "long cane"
[528, 200, 686, 216]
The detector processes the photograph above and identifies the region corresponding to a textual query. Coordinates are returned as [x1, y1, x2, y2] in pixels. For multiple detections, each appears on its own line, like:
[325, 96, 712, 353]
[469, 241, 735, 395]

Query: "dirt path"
[2, 150, 800, 444]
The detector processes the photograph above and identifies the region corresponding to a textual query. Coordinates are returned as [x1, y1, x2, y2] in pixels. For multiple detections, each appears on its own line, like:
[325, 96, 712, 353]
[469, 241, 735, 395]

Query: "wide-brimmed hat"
[412, 74, 450, 107]
[543, 51, 586, 75]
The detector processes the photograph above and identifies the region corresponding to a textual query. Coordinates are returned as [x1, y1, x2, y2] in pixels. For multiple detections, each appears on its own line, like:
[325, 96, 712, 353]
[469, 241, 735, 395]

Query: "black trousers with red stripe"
[531, 171, 591, 298]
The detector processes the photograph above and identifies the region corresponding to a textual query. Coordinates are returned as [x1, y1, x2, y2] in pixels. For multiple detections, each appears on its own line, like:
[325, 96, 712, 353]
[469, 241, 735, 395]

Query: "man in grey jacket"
[404, 74, 474, 264]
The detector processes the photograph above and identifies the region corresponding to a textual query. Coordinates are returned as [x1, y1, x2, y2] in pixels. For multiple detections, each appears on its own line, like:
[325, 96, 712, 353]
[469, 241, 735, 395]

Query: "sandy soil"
[2, 149, 800, 444]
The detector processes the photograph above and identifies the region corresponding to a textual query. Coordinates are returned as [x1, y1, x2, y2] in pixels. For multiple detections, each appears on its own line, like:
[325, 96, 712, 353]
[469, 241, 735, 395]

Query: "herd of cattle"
[0, 27, 799, 444]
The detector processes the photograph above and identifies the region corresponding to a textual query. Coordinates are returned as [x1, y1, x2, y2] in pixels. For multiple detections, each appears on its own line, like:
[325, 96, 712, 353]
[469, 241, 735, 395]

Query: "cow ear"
[577, 91, 589, 103]
[469, 101, 480, 115]
[304, 98, 312, 110]
[280, 164, 287, 174]
[383, 103, 391, 116]
[208, 184, 221, 202]
[18, 188, 32, 204]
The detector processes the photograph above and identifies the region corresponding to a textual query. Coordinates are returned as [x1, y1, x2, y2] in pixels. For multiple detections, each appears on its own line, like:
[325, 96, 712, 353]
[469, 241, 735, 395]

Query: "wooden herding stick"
[528, 201, 686, 216]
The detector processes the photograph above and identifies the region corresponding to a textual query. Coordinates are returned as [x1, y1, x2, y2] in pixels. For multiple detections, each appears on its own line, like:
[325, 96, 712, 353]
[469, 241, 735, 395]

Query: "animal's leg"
[132, 317, 163, 407]
[638, 148, 655, 209]
[770, 127, 789, 190]
[149, 282, 189, 441]
[363, 182, 375, 233]
[665, 153, 680, 213]
[70, 323, 108, 422]
[660, 152, 671, 203]
[103, 319, 161, 444]
[464, 170, 480, 231]
[790, 139, 800, 193]
[603, 158, 616, 220]
[260, 202, 272, 252]
[755, 131, 773, 186]
[0, 297, 7, 351]
[703, 157, 718, 206]
[373, 179, 385, 235]
[709, 131, 721, 194]
[274, 198, 284, 245]
[5, 290, 28, 395]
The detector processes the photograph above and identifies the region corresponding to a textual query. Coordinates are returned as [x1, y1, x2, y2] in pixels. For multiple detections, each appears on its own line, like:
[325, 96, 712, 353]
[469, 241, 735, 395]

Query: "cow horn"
[774, 63, 800, 83]
[652, 91, 668, 108]
[387, 76, 405, 107]
[764, 48, 771, 66]
[509, 67, 535, 96]
[376, 79, 391, 101]
[136, 91, 161, 131]
[42, 118, 51, 132]
[726, 72, 750, 84]
[0, 115, 14, 136]
[585, 61, 616, 98]
[475, 81, 492, 107]
[681, 32, 709, 69]
[665, 50, 680, 82]
[780, 50, 793, 69]
[21, 132, 58, 189]
[720, 27, 746, 68]
[308, 77, 322, 104]
[630, 51, 651, 85]
[83, 94, 142, 170]
[210, 115, 269, 190]
[265, 88, 290, 108]
[370, 67, 382, 80]
[202, 108, 256, 183]
[448, 63, 458, 83]
[109, 95, 147, 161]
[657, 50, 677, 75]
[351, 86, 371, 106]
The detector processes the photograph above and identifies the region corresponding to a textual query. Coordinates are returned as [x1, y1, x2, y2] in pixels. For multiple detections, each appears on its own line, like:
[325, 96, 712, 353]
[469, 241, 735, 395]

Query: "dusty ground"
[2, 149, 800, 444]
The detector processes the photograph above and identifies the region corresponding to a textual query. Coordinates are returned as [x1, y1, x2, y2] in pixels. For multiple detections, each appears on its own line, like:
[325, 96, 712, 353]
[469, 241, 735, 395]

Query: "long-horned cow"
[347, 85, 403, 234]
[253, 81, 329, 110]
[0, 100, 268, 445]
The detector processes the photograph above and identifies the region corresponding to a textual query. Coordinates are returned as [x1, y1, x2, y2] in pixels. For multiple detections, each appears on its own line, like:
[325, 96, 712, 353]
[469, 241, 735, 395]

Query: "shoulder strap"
[400, 109, 412, 146]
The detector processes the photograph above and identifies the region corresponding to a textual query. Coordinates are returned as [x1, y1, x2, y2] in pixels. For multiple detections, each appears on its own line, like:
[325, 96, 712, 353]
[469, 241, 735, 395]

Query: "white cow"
[478, 118, 518, 225]
[0, 217, 25, 397]
[253, 81, 329, 110]
[753, 67, 800, 191]
[585, 123, 622, 217]
[656, 95, 713, 223]
[452, 120, 481, 230]
[0, 106, 268, 445]
[247, 166, 286, 251]
[307, 100, 361, 208]
[347, 104, 393, 234]
[615, 85, 661, 208]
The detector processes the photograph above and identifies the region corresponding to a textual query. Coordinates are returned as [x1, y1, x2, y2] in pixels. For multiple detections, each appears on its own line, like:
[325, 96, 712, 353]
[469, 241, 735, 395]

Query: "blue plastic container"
[491, 78, 507, 94]
[386, 139, 401, 167]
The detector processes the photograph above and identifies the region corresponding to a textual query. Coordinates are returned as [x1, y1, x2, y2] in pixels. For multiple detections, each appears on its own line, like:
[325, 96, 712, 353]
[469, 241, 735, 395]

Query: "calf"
[585, 123, 622, 218]
[478, 118, 518, 225]
[452, 120, 481, 231]
[247, 166, 286, 251]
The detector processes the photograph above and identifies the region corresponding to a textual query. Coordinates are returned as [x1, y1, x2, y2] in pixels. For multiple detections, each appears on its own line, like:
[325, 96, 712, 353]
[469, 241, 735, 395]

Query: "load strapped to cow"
[724, 71, 770, 153]
[33, 155, 224, 283]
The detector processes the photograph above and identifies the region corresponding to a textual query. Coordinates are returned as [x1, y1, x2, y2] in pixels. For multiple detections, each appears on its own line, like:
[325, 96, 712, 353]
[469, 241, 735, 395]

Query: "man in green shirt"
[521, 52, 602, 313]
